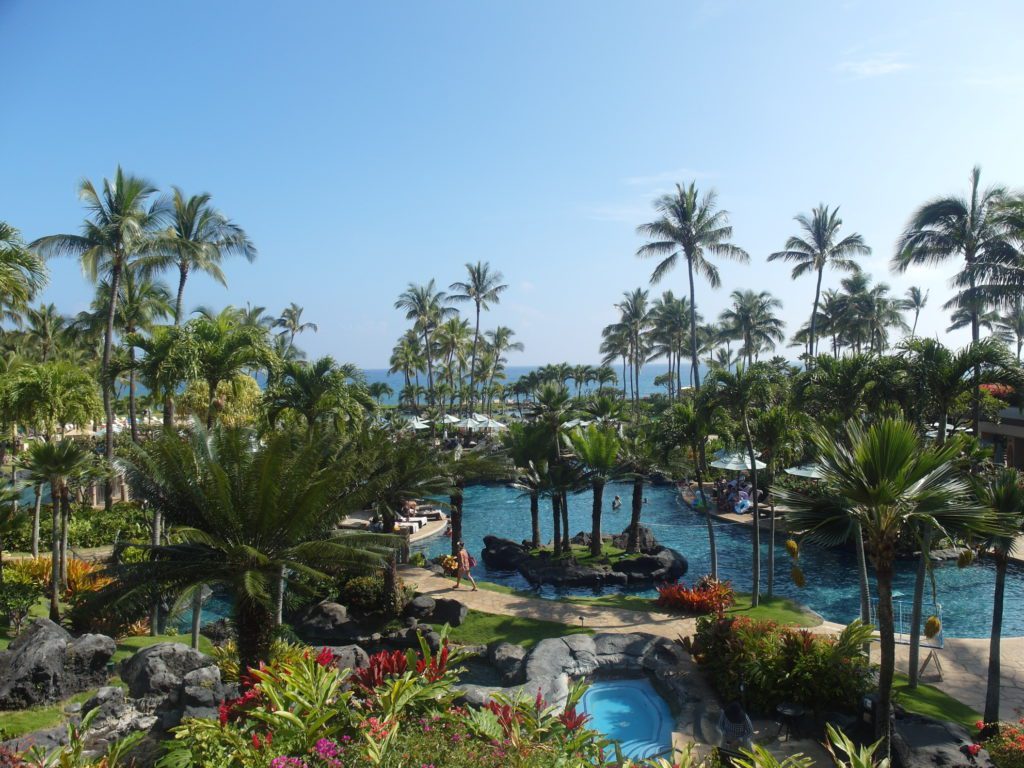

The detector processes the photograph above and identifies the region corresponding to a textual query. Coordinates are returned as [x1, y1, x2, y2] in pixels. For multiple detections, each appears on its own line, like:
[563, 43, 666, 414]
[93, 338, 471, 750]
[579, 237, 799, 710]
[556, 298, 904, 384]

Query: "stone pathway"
[403, 566, 1024, 723]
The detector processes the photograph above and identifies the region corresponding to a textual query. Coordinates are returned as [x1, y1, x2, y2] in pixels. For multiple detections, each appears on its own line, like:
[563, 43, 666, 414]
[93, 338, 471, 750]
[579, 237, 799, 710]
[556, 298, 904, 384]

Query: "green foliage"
[339, 573, 390, 615]
[980, 720, 1024, 768]
[0, 570, 42, 634]
[825, 723, 890, 768]
[178, 374, 262, 428]
[731, 744, 814, 768]
[685, 615, 874, 715]
[4, 502, 149, 552]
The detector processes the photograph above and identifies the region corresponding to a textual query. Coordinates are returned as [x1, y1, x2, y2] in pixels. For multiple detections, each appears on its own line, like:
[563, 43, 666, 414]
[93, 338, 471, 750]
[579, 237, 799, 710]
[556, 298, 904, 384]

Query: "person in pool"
[612, 495, 622, 510]
[453, 541, 477, 591]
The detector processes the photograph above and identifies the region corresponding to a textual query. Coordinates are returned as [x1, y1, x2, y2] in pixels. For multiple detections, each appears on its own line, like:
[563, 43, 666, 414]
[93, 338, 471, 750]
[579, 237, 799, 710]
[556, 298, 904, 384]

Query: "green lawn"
[0, 689, 99, 740]
[438, 609, 591, 649]
[893, 673, 981, 731]
[113, 632, 213, 663]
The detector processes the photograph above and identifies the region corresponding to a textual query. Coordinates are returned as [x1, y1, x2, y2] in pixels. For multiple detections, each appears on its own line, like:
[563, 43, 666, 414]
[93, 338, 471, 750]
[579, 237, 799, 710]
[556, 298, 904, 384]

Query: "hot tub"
[579, 678, 674, 760]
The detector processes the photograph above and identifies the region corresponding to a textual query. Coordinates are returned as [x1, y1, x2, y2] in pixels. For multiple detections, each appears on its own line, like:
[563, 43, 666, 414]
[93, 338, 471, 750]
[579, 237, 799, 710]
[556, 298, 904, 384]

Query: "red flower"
[967, 743, 981, 757]
[315, 647, 335, 667]
[558, 707, 588, 731]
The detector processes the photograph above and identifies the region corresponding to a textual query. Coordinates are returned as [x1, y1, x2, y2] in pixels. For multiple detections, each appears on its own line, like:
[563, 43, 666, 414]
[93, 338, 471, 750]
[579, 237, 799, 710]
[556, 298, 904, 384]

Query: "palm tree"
[504, 422, 551, 547]
[612, 290, 652, 410]
[903, 287, 929, 338]
[4, 360, 102, 441]
[617, 433, 661, 554]
[995, 298, 1024, 362]
[483, 326, 523, 415]
[718, 290, 785, 366]
[191, 309, 271, 429]
[947, 292, 999, 335]
[23, 440, 94, 621]
[706, 363, 776, 606]
[894, 167, 1015, 435]
[265, 357, 373, 438]
[30, 168, 165, 509]
[973, 469, 1024, 724]
[368, 381, 393, 405]
[769, 205, 869, 364]
[449, 262, 507, 413]
[568, 425, 621, 557]
[0, 221, 48, 329]
[147, 188, 256, 324]
[274, 302, 318, 355]
[600, 324, 632, 400]
[780, 418, 984, 751]
[105, 426, 401, 669]
[24, 304, 68, 363]
[636, 183, 749, 392]
[395, 281, 455, 407]
[531, 383, 575, 554]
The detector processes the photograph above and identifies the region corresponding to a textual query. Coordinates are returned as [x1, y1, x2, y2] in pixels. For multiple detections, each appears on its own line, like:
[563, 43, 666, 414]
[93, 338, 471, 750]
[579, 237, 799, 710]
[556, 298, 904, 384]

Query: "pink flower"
[967, 744, 981, 757]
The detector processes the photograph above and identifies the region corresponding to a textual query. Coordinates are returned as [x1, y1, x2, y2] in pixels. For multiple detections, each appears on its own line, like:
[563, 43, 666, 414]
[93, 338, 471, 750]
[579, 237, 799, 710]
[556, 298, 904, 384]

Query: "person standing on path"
[454, 540, 478, 591]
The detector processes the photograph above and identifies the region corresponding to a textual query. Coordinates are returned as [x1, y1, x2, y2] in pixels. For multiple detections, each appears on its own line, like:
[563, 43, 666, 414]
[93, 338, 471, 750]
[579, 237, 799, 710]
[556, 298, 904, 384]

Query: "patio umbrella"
[784, 463, 825, 479]
[439, 414, 461, 425]
[713, 447, 761, 459]
[409, 417, 431, 430]
[454, 417, 484, 429]
[709, 451, 766, 471]
[480, 417, 507, 431]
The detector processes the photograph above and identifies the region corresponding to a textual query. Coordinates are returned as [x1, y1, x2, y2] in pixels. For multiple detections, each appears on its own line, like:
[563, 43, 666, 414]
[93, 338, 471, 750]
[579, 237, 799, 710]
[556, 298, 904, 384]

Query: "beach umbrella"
[709, 451, 766, 471]
[409, 417, 431, 431]
[713, 447, 761, 459]
[439, 414, 461, 425]
[784, 463, 825, 479]
[480, 417, 507, 431]
[454, 417, 484, 429]
[562, 418, 593, 429]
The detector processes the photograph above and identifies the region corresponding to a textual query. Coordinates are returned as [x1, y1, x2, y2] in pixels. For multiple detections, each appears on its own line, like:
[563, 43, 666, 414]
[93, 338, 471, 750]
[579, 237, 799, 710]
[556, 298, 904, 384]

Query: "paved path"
[403, 566, 1024, 722]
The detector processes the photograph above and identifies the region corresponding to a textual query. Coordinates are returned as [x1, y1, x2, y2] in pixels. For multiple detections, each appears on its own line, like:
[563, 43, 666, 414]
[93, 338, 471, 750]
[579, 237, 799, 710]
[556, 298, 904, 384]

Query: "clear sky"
[2, 1, 1023, 367]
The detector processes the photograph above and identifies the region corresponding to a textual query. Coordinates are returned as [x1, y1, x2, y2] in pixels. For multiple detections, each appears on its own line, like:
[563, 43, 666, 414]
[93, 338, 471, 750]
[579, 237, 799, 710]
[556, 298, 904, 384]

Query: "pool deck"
[403, 565, 1024, 722]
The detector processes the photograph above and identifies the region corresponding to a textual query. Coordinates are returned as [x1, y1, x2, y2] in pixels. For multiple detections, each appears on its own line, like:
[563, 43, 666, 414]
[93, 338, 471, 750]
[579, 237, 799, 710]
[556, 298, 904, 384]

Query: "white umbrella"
[439, 414, 461, 425]
[454, 417, 484, 429]
[409, 417, 431, 431]
[714, 447, 761, 459]
[784, 463, 825, 479]
[710, 451, 766, 471]
[480, 417, 507, 431]
[562, 418, 594, 430]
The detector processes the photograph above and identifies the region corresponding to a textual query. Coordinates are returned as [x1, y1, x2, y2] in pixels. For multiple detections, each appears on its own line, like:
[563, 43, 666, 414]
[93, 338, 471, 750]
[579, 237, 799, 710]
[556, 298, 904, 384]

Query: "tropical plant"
[718, 290, 785, 366]
[768, 204, 869, 361]
[395, 281, 455, 407]
[567, 425, 621, 557]
[902, 287, 929, 338]
[274, 302, 318, 355]
[265, 357, 374, 438]
[636, 182, 749, 392]
[449, 262, 507, 413]
[995, 297, 1024, 361]
[0, 221, 48, 328]
[616, 432, 661, 555]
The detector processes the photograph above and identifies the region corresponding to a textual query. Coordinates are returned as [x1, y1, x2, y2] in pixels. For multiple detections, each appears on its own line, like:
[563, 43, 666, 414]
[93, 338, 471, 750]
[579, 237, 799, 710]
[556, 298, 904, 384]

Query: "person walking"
[454, 540, 478, 591]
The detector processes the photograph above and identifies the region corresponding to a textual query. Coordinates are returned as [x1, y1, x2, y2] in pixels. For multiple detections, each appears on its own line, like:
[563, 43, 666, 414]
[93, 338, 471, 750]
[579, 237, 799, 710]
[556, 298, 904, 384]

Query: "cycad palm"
[768, 204, 869, 362]
[449, 262, 507, 413]
[779, 418, 984, 749]
[568, 425, 621, 557]
[636, 182, 749, 391]
[104, 426, 400, 671]
[30, 167, 165, 508]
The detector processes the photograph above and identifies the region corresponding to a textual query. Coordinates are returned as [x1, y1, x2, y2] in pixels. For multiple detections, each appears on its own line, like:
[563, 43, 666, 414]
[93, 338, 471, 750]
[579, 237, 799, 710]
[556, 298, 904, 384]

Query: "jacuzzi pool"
[579, 678, 674, 760]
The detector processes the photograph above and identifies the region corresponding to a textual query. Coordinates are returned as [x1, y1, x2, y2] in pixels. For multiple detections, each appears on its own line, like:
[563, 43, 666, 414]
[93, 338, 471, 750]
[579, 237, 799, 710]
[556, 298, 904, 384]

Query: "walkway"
[402, 566, 1024, 722]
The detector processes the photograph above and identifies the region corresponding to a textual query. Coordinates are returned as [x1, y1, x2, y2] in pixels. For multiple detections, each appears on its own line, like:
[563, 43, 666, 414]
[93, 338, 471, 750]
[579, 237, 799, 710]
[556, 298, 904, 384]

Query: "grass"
[893, 673, 982, 731]
[525, 541, 641, 566]
[438, 609, 591, 649]
[113, 632, 213, 663]
[0, 689, 98, 739]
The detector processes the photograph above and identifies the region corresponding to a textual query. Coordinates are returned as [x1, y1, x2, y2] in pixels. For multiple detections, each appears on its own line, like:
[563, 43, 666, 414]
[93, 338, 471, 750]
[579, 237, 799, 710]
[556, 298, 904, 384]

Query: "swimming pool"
[580, 678, 674, 760]
[413, 482, 1024, 638]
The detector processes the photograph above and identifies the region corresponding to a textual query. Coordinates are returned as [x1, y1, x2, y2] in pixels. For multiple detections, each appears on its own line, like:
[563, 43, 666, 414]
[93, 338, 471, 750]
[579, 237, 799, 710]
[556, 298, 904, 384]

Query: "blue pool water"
[414, 482, 1024, 638]
[580, 678, 674, 760]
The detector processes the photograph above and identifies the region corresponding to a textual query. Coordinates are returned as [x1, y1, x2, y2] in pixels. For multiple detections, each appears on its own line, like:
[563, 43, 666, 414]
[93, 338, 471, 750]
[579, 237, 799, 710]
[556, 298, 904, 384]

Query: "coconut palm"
[23, 440, 95, 621]
[995, 298, 1024, 362]
[768, 205, 869, 363]
[265, 356, 373, 438]
[367, 381, 394, 405]
[903, 287, 929, 338]
[599, 324, 632, 400]
[779, 418, 985, 750]
[0, 221, 48, 328]
[395, 281, 455, 407]
[102, 425, 400, 670]
[483, 326, 523, 415]
[636, 182, 749, 392]
[30, 168, 165, 509]
[504, 422, 552, 547]
[718, 290, 785, 366]
[894, 167, 1016, 435]
[567, 425, 621, 557]
[274, 303, 317, 356]
[973, 469, 1024, 724]
[947, 294, 999, 336]
[706, 362, 777, 606]
[617, 432, 662, 554]
[649, 291, 691, 399]
[24, 304, 68, 363]
[146, 188, 257, 324]
[449, 262, 507, 413]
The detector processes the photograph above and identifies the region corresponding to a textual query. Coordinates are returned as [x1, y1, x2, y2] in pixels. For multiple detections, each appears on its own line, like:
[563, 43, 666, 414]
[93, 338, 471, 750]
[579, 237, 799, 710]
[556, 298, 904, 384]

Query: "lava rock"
[404, 595, 436, 619]
[120, 643, 211, 701]
[298, 602, 357, 643]
[893, 714, 994, 768]
[319, 644, 370, 671]
[524, 635, 598, 681]
[488, 641, 527, 685]
[613, 547, 688, 583]
[428, 598, 468, 627]
[481, 535, 530, 569]
[610, 524, 659, 553]
[593, 632, 654, 671]
[0, 618, 115, 710]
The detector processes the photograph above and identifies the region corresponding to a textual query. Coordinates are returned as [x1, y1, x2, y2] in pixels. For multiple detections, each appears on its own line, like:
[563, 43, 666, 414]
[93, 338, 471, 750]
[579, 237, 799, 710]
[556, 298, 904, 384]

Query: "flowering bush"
[684, 615, 874, 715]
[656, 576, 735, 615]
[5, 556, 110, 599]
[979, 720, 1024, 768]
[438, 555, 459, 576]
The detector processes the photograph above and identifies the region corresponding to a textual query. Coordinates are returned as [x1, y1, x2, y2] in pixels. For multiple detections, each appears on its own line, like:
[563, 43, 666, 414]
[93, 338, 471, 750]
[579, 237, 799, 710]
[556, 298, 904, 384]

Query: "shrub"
[657, 576, 735, 615]
[408, 552, 427, 567]
[211, 639, 311, 682]
[980, 720, 1024, 768]
[339, 574, 388, 614]
[684, 616, 874, 716]
[6, 556, 110, 599]
[0, 571, 41, 634]
[4, 502, 149, 552]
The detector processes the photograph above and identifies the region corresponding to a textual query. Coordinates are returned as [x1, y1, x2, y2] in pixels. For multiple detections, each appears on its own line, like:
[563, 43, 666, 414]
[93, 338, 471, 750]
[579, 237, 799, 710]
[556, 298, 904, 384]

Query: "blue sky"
[2, 1, 1023, 367]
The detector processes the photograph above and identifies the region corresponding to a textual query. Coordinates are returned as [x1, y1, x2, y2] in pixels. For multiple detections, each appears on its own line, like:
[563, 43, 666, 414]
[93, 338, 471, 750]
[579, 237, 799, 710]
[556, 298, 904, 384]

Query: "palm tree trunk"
[767, 492, 776, 598]
[911, 308, 920, 338]
[48, 480, 60, 622]
[552, 495, 561, 556]
[101, 261, 123, 512]
[985, 553, 1008, 723]
[275, 565, 286, 625]
[875, 554, 897, 754]
[530, 491, 540, 548]
[174, 263, 189, 325]
[695, 447, 718, 578]
[561, 491, 570, 551]
[31, 485, 41, 558]
[235, 601, 274, 676]
[450, 487, 464, 558]
[621, 356, 627, 399]
[128, 348, 139, 443]
[206, 381, 218, 430]
[59, 488, 69, 589]
[190, 590, 203, 649]
[423, 329, 435, 407]
[468, 306, 481, 412]
[627, 476, 644, 553]
[855, 523, 871, 624]
[590, 479, 604, 557]
[744, 420, 761, 607]
[687, 256, 701, 392]
[907, 528, 933, 688]
[150, 508, 162, 636]
[808, 266, 824, 368]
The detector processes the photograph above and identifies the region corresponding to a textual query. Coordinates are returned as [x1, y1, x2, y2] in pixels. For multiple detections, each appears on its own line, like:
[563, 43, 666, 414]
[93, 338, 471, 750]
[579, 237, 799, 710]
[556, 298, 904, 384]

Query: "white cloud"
[837, 53, 910, 78]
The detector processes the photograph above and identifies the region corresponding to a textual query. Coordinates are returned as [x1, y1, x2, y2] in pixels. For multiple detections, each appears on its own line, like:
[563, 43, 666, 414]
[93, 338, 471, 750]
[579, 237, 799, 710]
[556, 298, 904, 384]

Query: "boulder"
[298, 602, 357, 643]
[613, 547, 687, 583]
[593, 632, 654, 671]
[610, 524, 659, 553]
[641, 637, 689, 673]
[487, 641, 527, 685]
[458, 673, 570, 711]
[0, 618, 115, 710]
[120, 643, 211, 701]
[428, 598, 468, 627]
[404, 595, 436, 619]
[893, 714, 994, 768]
[81, 686, 159, 749]
[524, 635, 598, 680]
[319, 644, 369, 671]
[481, 536, 530, 570]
